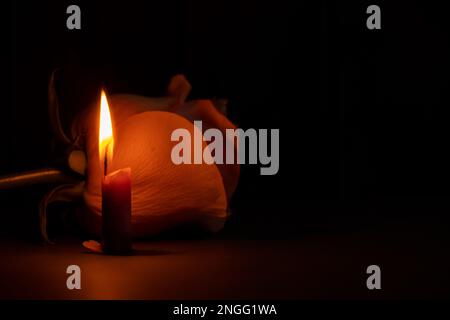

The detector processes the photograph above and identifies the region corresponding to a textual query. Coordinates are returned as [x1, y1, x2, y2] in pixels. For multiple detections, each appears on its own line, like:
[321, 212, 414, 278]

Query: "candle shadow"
[130, 248, 173, 256]
[81, 248, 174, 256]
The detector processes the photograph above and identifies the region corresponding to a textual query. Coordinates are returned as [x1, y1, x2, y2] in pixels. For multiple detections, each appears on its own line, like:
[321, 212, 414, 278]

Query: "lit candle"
[99, 90, 132, 254]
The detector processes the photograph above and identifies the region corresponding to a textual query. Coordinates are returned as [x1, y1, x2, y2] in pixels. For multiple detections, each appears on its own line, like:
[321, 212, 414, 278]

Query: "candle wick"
[104, 148, 108, 176]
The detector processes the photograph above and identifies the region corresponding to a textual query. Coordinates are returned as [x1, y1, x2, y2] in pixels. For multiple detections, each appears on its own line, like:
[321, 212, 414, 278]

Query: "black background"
[4, 0, 450, 240]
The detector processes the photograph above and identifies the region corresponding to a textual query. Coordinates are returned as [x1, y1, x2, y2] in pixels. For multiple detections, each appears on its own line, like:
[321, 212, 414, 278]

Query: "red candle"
[102, 168, 132, 254]
[99, 90, 132, 255]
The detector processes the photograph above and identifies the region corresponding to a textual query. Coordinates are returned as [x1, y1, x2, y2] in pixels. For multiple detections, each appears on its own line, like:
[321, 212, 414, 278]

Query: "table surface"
[0, 216, 449, 300]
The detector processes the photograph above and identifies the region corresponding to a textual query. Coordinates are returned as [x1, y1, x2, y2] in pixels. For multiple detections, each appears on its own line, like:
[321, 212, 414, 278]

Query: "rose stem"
[0, 168, 77, 190]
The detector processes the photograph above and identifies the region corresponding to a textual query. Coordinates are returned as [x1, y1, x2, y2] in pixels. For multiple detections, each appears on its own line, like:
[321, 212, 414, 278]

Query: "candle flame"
[99, 90, 114, 172]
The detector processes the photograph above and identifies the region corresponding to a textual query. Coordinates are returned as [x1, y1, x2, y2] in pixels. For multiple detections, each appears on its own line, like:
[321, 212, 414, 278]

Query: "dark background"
[4, 0, 450, 238]
[3, 0, 450, 300]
